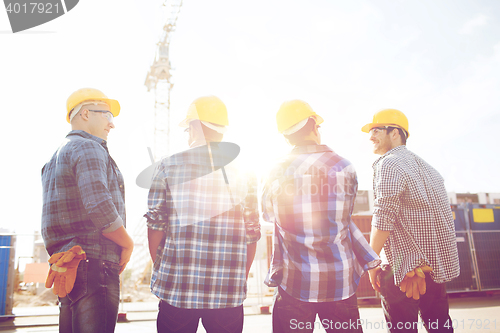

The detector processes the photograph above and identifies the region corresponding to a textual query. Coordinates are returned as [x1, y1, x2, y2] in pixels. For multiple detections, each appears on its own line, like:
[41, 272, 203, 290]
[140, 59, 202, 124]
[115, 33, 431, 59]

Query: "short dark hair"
[387, 127, 407, 145]
[283, 118, 316, 146]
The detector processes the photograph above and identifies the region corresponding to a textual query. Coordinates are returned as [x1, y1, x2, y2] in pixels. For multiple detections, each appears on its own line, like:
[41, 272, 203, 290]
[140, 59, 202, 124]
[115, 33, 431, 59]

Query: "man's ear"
[390, 128, 398, 140]
[312, 125, 320, 136]
[391, 128, 403, 144]
[79, 108, 90, 121]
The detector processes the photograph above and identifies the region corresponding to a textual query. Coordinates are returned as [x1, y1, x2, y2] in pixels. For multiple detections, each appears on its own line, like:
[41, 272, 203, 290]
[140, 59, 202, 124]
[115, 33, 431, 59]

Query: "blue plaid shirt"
[145, 143, 261, 309]
[262, 144, 380, 302]
[41, 130, 125, 263]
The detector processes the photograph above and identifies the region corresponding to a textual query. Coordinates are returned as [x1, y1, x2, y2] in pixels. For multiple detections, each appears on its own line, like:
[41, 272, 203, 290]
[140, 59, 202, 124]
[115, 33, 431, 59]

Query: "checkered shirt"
[372, 145, 460, 286]
[145, 143, 261, 309]
[262, 144, 380, 302]
[41, 130, 125, 263]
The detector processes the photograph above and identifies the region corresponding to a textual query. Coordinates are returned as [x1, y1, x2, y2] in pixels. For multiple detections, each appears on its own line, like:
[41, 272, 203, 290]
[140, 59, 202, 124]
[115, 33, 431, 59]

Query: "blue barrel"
[0, 235, 12, 316]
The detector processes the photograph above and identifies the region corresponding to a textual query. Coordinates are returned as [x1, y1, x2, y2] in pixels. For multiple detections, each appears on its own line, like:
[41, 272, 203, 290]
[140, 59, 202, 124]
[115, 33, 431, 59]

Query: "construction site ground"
[1, 292, 499, 332]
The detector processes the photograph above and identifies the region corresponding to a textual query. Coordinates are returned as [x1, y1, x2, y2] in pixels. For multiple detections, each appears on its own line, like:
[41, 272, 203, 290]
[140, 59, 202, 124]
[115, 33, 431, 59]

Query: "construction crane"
[131, 0, 183, 287]
[144, 0, 184, 159]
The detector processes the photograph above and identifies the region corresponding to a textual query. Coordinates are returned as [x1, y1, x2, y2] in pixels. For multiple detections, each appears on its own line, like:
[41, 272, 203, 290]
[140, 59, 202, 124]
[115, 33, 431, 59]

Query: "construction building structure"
[144, 0, 183, 160]
[129, 0, 184, 287]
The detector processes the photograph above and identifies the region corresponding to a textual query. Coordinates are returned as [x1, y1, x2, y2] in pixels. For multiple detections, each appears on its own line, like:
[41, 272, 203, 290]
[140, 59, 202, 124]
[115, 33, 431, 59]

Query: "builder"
[262, 100, 380, 333]
[42, 88, 134, 332]
[145, 96, 261, 333]
[363, 109, 460, 332]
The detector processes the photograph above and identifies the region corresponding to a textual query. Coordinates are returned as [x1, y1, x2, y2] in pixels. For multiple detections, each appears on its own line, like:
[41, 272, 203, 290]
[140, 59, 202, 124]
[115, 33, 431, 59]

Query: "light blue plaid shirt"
[145, 143, 260, 309]
[262, 144, 380, 302]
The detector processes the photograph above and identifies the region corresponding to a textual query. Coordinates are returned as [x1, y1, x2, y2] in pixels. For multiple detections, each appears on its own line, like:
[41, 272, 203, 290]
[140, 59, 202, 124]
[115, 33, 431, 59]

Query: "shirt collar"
[66, 130, 108, 147]
[372, 145, 406, 167]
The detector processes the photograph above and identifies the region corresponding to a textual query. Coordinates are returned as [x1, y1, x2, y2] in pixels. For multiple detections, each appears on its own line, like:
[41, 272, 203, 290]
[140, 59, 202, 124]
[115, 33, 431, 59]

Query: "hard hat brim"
[361, 123, 374, 133]
[315, 115, 324, 127]
[106, 99, 120, 118]
[179, 117, 191, 128]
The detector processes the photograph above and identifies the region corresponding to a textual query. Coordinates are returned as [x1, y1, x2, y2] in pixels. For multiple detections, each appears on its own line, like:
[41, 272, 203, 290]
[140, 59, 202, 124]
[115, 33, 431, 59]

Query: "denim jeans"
[58, 259, 121, 333]
[379, 265, 453, 332]
[272, 287, 363, 333]
[156, 299, 244, 333]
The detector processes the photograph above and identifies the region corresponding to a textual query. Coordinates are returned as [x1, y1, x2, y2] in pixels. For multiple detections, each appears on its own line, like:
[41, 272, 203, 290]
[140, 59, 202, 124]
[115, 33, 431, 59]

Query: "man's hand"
[102, 226, 134, 274]
[246, 242, 257, 280]
[45, 246, 86, 298]
[369, 227, 389, 293]
[148, 229, 165, 263]
[399, 265, 432, 300]
[369, 267, 382, 292]
[118, 243, 134, 274]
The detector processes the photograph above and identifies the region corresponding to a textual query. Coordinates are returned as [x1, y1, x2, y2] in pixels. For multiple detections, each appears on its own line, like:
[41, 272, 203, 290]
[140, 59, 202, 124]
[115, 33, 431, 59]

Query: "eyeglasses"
[370, 126, 408, 139]
[369, 127, 390, 135]
[89, 110, 114, 123]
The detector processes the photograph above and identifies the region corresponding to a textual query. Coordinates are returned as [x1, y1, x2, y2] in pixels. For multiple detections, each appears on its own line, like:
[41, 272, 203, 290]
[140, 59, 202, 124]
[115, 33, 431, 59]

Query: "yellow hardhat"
[179, 95, 229, 127]
[276, 100, 324, 134]
[66, 88, 120, 123]
[361, 108, 409, 137]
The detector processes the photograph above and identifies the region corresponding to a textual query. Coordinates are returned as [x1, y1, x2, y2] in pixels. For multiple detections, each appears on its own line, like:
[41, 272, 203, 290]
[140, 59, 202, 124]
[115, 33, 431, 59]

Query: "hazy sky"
[1, 0, 499, 261]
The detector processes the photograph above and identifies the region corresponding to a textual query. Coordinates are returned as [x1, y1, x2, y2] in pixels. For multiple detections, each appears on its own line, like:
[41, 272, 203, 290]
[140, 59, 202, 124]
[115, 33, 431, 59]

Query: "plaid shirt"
[145, 143, 261, 309]
[372, 145, 460, 286]
[262, 144, 380, 302]
[41, 130, 125, 264]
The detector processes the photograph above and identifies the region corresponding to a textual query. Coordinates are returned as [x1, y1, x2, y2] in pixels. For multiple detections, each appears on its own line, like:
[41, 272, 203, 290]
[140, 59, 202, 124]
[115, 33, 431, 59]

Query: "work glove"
[399, 265, 433, 300]
[45, 245, 86, 298]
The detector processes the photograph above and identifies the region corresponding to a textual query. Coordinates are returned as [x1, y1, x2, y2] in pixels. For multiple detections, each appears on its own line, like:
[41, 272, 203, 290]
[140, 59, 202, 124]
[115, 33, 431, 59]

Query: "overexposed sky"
[1, 0, 499, 260]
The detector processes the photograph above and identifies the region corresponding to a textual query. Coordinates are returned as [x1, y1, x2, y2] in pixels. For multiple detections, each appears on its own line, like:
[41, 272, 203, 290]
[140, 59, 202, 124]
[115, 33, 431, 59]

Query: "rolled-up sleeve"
[372, 160, 405, 231]
[243, 173, 261, 244]
[74, 141, 122, 231]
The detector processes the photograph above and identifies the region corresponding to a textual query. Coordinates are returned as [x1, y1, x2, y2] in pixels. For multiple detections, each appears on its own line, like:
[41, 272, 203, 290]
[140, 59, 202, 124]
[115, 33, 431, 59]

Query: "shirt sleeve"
[102, 216, 125, 233]
[345, 165, 359, 217]
[145, 163, 171, 232]
[261, 166, 278, 224]
[243, 173, 261, 244]
[74, 141, 123, 231]
[372, 160, 405, 231]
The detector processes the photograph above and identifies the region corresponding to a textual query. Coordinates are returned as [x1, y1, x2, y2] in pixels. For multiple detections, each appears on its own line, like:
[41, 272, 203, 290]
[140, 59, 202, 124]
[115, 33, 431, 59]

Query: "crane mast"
[145, 0, 183, 159]
[132, 0, 183, 286]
